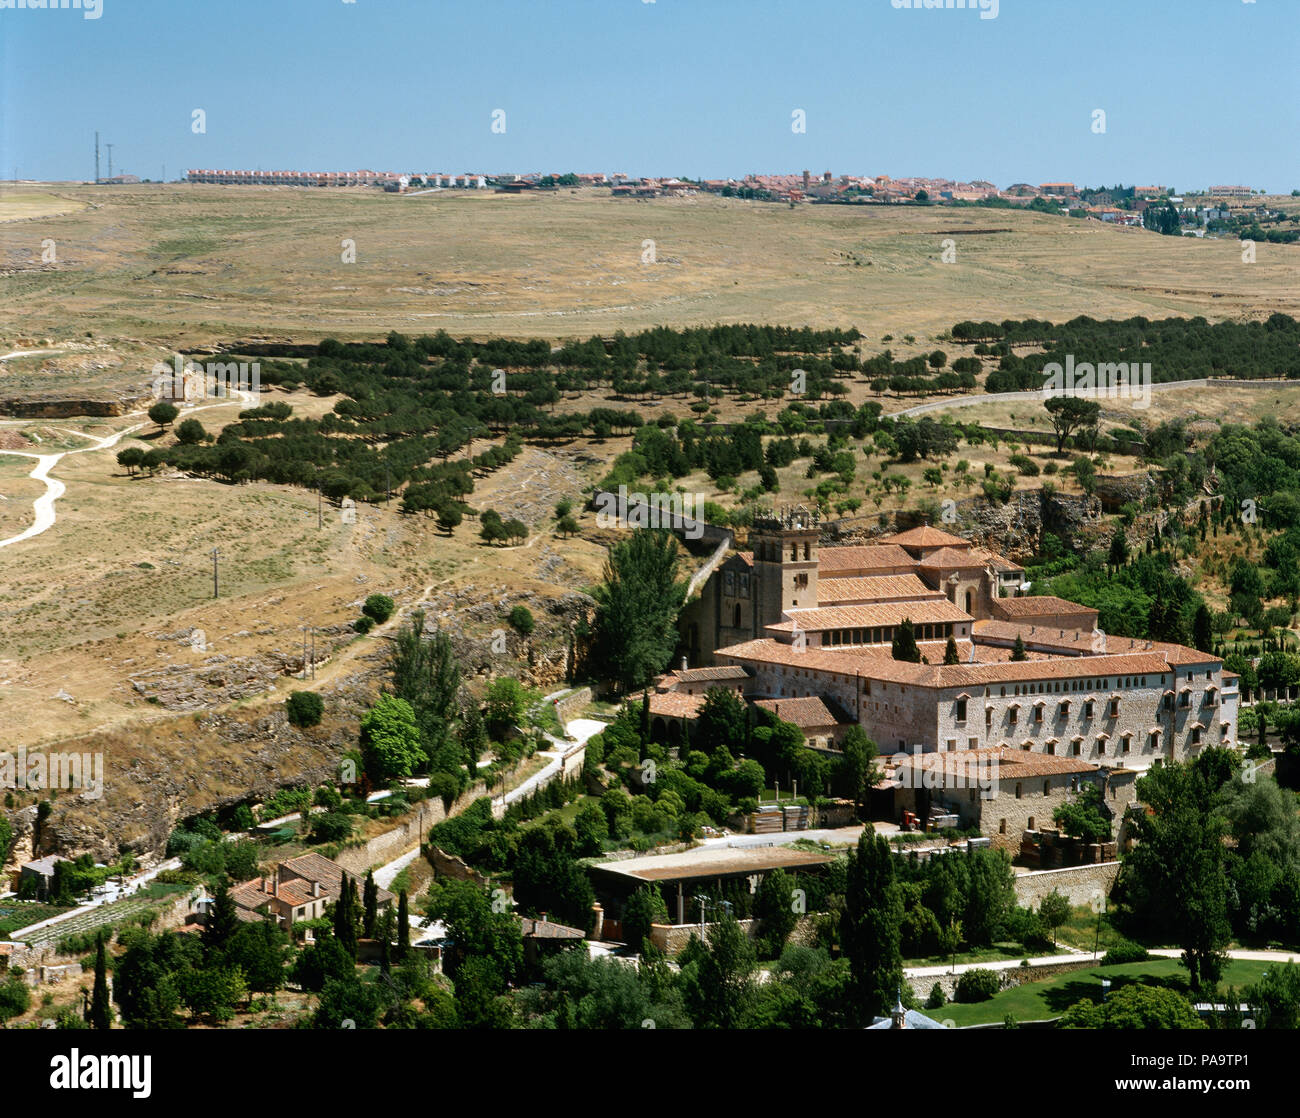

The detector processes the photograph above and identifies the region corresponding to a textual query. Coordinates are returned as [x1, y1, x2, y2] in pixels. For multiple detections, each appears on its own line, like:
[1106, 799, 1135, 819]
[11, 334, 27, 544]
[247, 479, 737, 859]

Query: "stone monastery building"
[674, 507, 1239, 770]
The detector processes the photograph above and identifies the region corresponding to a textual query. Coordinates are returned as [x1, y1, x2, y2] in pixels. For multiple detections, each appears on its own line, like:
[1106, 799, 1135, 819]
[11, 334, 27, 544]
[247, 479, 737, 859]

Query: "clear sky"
[3, 0, 1297, 190]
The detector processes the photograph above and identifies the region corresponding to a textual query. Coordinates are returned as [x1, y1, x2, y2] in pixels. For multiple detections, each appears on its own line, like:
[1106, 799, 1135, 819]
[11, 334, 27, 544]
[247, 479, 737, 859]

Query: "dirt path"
[0, 388, 256, 550]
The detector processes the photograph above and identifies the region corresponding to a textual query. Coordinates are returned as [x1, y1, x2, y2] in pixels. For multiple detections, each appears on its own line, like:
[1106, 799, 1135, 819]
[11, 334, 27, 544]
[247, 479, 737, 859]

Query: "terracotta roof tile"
[768, 599, 972, 633]
[816, 574, 944, 603]
[816, 544, 917, 573]
[880, 525, 971, 549]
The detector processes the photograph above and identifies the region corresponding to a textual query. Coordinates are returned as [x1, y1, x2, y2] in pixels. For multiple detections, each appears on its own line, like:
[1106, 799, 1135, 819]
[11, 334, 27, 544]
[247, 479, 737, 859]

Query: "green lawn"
[939, 958, 1272, 1027]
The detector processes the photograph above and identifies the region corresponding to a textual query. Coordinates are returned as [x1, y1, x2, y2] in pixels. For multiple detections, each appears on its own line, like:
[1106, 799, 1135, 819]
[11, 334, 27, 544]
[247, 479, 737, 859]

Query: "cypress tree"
[204, 877, 239, 957]
[1010, 634, 1028, 662]
[89, 932, 113, 1030]
[397, 890, 410, 960]
[891, 618, 921, 663]
[363, 869, 378, 938]
[943, 635, 960, 665]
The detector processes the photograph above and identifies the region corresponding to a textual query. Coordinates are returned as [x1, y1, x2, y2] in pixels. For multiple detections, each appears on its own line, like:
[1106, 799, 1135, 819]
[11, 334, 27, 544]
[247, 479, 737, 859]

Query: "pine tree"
[943, 635, 960, 665]
[89, 932, 113, 1030]
[1010, 634, 1028, 662]
[397, 890, 410, 960]
[363, 870, 378, 938]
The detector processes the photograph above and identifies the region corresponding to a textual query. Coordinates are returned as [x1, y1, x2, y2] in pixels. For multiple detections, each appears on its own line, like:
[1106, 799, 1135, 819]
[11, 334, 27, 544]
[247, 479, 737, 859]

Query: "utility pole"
[210, 548, 221, 598]
[94, 131, 100, 184]
[311, 627, 316, 679]
[301, 624, 309, 680]
[105, 144, 114, 182]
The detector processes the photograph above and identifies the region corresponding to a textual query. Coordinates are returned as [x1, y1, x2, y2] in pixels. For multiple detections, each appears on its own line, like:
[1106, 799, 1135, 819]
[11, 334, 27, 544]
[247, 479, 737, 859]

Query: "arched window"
[965, 588, 974, 613]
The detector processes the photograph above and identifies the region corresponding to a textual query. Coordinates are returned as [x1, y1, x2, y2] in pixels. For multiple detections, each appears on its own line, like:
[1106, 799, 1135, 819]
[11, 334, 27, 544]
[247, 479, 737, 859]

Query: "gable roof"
[880, 525, 971, 549]
[753, 695, 853, 728]
[991, 596, 1099, 618]
[816, 574, 944, 604]
[816, 544, 917, 574]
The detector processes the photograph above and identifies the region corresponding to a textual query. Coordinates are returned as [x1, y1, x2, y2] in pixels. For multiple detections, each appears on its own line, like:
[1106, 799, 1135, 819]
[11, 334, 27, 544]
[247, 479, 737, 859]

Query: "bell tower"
[751, 505, 820, 628]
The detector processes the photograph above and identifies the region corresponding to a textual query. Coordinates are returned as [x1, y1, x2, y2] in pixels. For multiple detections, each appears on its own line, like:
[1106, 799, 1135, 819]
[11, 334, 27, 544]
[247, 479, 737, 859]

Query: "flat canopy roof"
[590, 845, 835, 883]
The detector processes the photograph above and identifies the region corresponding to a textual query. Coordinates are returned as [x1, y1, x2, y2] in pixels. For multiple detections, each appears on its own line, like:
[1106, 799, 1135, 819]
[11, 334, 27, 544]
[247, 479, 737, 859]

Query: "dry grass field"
[2, 182, 1298, 371]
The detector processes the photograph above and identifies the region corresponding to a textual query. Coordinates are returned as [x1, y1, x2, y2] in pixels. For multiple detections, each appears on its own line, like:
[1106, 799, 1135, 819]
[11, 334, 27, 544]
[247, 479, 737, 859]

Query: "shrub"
[362, 594, 395, 624]
[925, 983, 946, 1009]
[353, 616, 375, 634]
[286, 691, 324, 728]
[507, 605, 535, 635]
[955, 968, 1002, 1003]
[1100, 939, 1151, 966]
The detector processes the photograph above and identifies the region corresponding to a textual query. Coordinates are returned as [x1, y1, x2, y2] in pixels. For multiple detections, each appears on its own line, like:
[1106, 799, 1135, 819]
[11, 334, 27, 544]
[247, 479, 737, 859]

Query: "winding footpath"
[0, 356, 257, 549]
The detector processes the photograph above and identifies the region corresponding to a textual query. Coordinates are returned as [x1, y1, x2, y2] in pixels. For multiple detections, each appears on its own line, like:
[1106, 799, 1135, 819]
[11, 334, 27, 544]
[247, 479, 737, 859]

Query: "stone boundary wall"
[333, 777, 493, 876]
[7, 886, 203, 979]
[648, 913, 819, 956]
[552, 687, 594, 724]
[1013, 861, 1120, 908]
[919, 955, 1101, 1003]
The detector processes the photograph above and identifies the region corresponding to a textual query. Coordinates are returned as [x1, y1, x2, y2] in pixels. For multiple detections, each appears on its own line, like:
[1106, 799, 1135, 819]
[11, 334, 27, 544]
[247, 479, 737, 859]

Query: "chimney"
[681, 656, 688, 671]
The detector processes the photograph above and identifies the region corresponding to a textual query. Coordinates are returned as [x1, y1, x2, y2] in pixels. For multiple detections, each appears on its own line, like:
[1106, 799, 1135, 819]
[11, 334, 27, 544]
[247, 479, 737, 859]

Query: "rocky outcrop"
[0, 392, 151, 418]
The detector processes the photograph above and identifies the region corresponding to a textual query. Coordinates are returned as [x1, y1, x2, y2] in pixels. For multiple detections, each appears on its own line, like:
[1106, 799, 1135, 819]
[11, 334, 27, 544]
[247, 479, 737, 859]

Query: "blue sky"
[3, 0, 1297, 189]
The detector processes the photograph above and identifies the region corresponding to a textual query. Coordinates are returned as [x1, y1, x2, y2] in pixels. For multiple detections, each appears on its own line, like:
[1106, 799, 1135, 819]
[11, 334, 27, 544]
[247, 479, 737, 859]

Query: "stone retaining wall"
[1013, 861, 1120, 908]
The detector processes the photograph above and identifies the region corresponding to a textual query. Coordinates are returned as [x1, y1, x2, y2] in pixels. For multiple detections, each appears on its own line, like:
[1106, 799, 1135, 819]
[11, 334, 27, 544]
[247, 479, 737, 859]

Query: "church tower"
[751, 505, 820, 628]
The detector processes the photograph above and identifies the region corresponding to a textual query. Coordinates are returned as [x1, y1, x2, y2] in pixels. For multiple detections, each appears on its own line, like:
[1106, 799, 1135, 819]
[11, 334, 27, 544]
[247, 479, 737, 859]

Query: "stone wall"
[333, 779, 492, 876]
[1013, 861, 1120, 908]
[648, 913, 820, 956]
[552, 687, 594, 724]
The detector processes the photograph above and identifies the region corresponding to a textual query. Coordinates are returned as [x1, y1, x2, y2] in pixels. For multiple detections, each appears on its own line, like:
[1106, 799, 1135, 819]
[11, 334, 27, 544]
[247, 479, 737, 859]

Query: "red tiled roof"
[991, 596, 1099, 618]
[917, 547, 991, 570]
[647, 692, 708, 719]
[717, 638, 1179, 688]
[753, 696, 851, 728]
[880, 526, 971, 549]
[768, 599, 971, 633]
[816, 544, 916, 573]
[816, 574, 943, 604]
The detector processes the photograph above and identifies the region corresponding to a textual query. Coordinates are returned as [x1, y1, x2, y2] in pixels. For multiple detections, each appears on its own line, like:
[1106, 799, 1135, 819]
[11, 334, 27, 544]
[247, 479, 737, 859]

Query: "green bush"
[507, 605, 535, 635]
[1100, 939, 1151, 966]
[925, 983, 946, 1009]
[362, 594, 395, 624]
[352, 616, 375, 634]
[955, 968, 1002, 1003]
[286, 691, 324, 728]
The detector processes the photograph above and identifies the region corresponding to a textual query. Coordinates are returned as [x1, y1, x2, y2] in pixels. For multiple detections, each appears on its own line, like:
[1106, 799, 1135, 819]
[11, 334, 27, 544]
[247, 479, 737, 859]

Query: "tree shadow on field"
[1041, 971, 1191, 1013]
